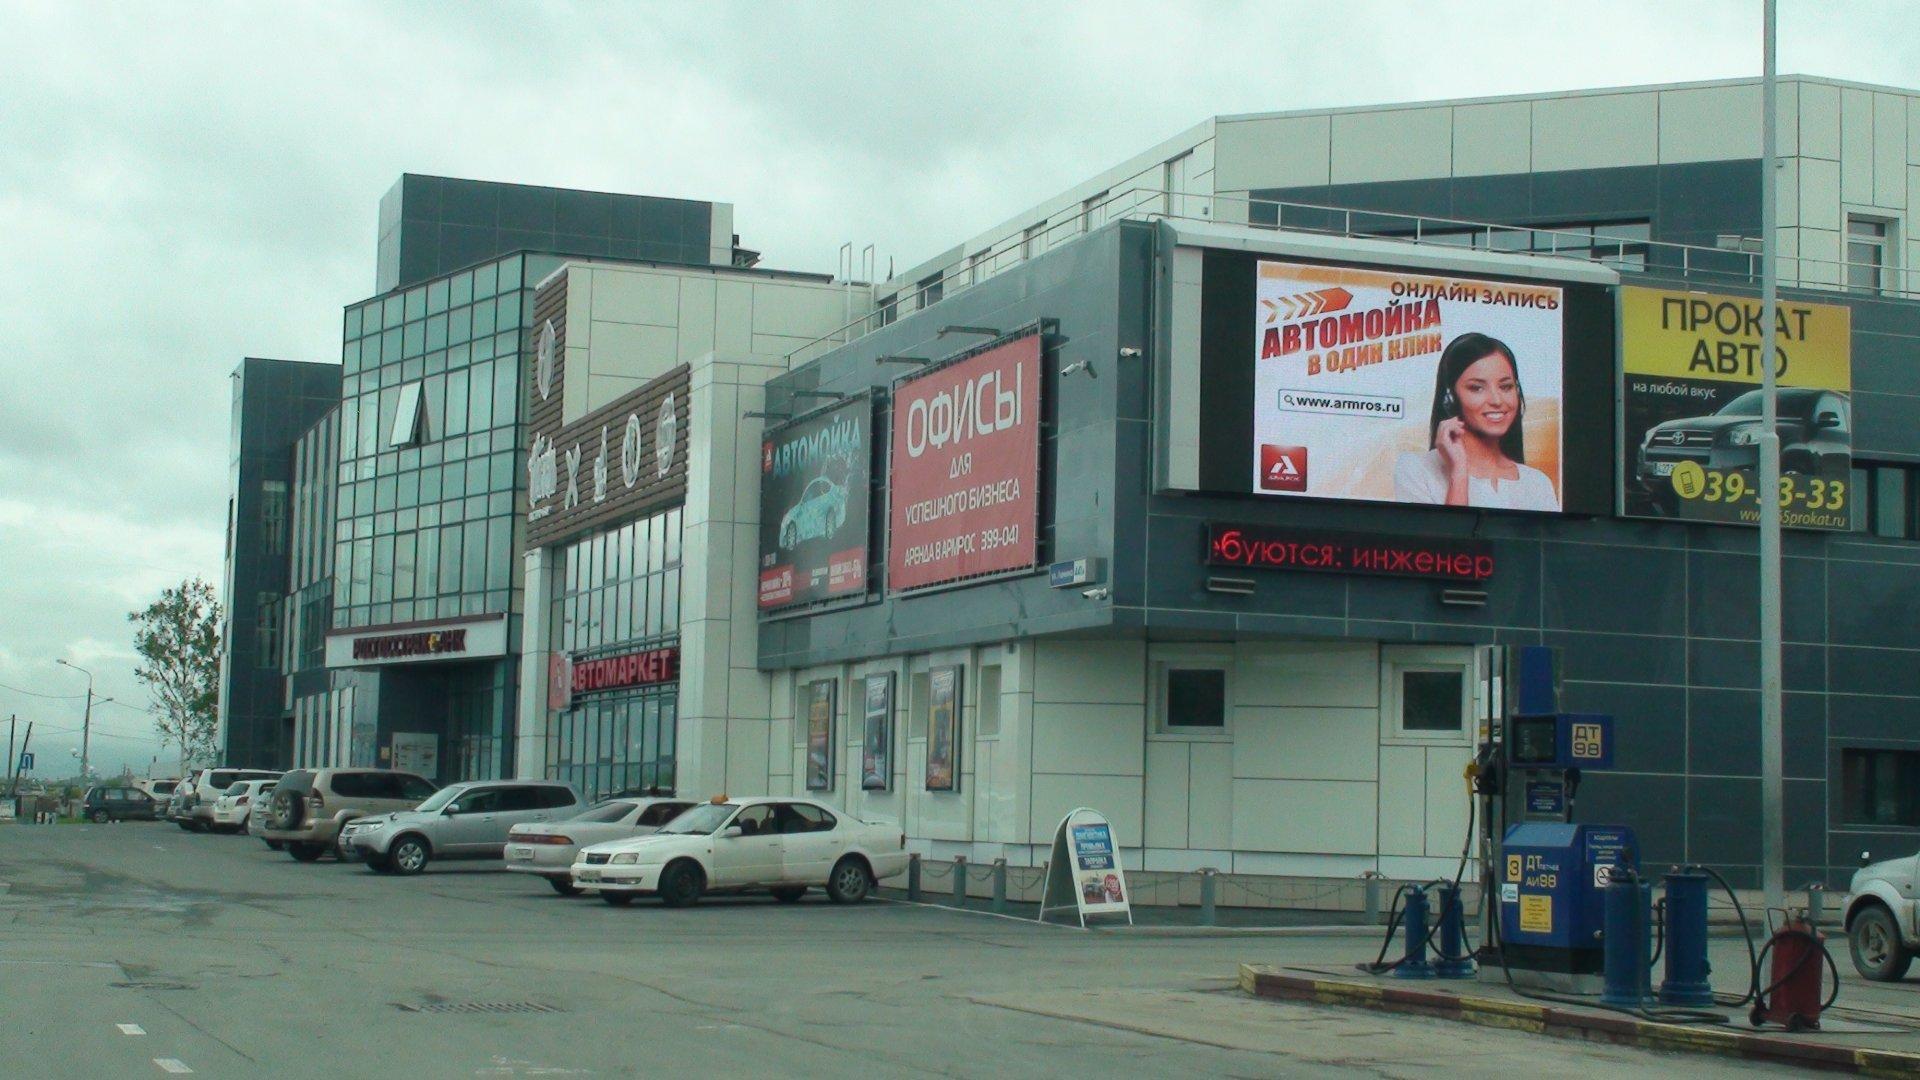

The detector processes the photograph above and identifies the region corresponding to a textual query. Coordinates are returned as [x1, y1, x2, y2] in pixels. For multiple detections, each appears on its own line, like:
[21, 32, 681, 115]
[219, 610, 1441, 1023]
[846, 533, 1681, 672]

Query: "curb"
[1238, 964, 1920, 1075]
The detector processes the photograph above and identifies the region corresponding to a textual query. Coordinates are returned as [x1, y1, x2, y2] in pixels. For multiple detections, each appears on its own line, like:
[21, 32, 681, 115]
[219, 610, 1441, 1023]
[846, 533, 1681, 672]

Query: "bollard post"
[1392, 886, 1435, 979]
[907, 853, 922, 901]
[1433, 883, 1474, 978]
[1658, 870, 1713, 1007]
[1805, 883, 1826, 927]
[1363, 873, 1383, 926]
[952, 855, 968, 907]
[1199, 868, 1218, 927]
[990, 859, 1008, 913]
[1602, 873, 1653, 1009]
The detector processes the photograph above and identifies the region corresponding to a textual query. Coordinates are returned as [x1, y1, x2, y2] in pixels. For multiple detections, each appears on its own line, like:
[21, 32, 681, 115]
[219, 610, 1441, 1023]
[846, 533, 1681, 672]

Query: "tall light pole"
[1758, 0, 1786, 914]
[56, 659, 95, 788]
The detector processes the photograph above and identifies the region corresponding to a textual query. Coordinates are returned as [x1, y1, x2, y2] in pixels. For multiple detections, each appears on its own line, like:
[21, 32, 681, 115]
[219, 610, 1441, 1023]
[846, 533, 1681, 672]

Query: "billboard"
[860, 673, 893, 791]
[925, 665, 962, 792]
[804, 679, 835, 791]
[887, 332, 1042, 593]
[1620, 286, 1852, 530]
[758, 396, 873, 610]
[1252, 260, 1565, 512]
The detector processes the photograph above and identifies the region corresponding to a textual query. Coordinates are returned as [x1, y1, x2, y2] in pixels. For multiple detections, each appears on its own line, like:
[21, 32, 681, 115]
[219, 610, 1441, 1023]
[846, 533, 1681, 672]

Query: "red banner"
[887, 334, 1041, 592]
[567, 646, 680, 698]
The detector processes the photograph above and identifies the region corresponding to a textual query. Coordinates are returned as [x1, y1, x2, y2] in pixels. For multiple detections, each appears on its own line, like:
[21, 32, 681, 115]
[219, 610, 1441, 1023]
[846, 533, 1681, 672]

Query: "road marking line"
[117, 1024, 146, 1035]
[153, 1059, 192, 1074]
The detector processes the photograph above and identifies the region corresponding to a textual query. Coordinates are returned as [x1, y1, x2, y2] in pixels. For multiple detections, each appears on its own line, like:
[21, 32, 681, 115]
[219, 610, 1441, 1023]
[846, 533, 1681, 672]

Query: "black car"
[82, 785, 158, 823]
[1636, 387, 1850, 490]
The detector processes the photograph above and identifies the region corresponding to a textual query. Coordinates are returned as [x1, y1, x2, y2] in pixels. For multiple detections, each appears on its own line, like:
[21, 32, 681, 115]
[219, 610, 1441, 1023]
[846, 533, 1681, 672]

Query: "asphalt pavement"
[0, 821, 1807, 1078]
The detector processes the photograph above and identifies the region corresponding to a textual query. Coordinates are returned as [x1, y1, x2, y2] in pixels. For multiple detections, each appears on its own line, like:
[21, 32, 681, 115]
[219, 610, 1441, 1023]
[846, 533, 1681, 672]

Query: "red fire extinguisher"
[1750, 915, 1835, 1030]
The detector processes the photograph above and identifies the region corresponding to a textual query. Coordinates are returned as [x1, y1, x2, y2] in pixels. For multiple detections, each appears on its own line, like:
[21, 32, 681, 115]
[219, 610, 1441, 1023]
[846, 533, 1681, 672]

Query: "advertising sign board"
[887, 332, 1042, 593]
[1204, 522, 1494, 582]
[924, 665, 962, 792]
[1251, 260, 1565, 512]
[758, 396, 873, 610]
[860, 673, 893, 791]
[804, 679, 835, 792]
[1619, 286, 1852, 530]
[1038, 807, 1133, 927]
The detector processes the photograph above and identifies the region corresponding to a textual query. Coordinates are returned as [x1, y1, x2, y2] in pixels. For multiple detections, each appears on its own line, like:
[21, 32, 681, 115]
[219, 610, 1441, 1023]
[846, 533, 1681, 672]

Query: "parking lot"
[0, 822, 1804, 1079]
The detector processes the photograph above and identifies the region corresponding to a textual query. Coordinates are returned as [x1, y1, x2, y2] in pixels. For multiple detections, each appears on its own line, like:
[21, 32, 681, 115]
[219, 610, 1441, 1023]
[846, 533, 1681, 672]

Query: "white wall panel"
[592, 269, 679, 327]
[1231, 706, 1377, 782]
[1377, 746, 1426, 857]
[1213, 115, 1331, 191]
[676, 279, 717, 362]
[1030, 774, 1143, 847]
[1532, 92, 1658, 171]
[1188, 740, 1233, 850]
[1032, 703, 1144, 776]
[1231, 779, 1375, 854]
[1657, 84, 1761, 163]
[1798, 80, 1841, 160]
[1798, 226, 1842, 286]
[1144, 740, 1189, 848]
[1234, 640, 1376, 707]
[1034, 640, 1146, 704]
[587, 322, 678, 386]
[1874, 93, 1908, 208]
[713, 280, 754, 356]
[1799, 157, 1843, 232]
[1423, 747, 1474, 858]
[1233, 851, 1375, 877]
[1330, 107, 1452, 184]
[1842, 87, 1875, 205]
[1451, 101, 1531, 177]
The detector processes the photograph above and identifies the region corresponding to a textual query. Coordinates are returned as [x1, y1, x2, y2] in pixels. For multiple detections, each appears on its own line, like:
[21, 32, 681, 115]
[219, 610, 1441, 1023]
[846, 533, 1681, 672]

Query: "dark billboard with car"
[758, 395, 873, 610]
[1621, 286, 1852, 530]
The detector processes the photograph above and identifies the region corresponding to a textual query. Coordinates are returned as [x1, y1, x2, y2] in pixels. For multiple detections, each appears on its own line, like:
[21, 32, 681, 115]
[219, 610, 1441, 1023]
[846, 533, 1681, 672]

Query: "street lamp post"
[1757, 0, 1786, 915]
[56, 659, 95, 789]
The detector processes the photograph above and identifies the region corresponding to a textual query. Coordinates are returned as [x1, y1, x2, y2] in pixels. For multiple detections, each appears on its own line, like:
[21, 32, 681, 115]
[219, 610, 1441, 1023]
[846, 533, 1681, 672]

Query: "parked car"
[343, 780, 585, 875]
[81, 785, 158, 823]
[247, 797, 283, 850]
[1847, 848, 1920, 980]
[260, 768, 439, 862]
[505, 797, 695, 895]
[166, 783, 195, 826]
[135, 778, 179, 801]
[1635, 388, 1850, 493]
[571, 796, 908, 908]
[211, 779, 276, 832]
[184, 768, 282, 831]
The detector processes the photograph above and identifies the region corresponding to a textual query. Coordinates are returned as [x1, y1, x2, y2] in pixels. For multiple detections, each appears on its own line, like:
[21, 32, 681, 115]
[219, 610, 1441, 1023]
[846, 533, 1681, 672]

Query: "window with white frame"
[1152, 647, 1231, 736]
[1381, 645, 1472, 744]
[1848, 217, 1892, 294]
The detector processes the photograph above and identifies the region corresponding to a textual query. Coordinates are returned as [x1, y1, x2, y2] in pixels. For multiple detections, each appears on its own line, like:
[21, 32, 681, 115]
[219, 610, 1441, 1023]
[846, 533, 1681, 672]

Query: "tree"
[129, 578, 222, 775]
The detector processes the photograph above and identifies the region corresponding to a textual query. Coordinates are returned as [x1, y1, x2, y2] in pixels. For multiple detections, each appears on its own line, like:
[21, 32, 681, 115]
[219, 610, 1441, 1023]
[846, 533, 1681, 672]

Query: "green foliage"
[129, 578, 222, 772]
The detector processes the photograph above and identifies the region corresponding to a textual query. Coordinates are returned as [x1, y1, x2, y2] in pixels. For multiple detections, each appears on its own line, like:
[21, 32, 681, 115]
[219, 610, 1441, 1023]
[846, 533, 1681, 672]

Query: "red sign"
[567, 646, 680, 697]
[887, 333, 1042, 592]
[1258, 444, 1308, 492]
[1205, 523, 1494, 582]
[547, 653, 573, 711]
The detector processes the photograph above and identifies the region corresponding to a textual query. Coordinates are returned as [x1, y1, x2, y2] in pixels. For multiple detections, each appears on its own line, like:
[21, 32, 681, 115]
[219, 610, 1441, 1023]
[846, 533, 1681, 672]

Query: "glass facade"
[546, 505, 684, 801]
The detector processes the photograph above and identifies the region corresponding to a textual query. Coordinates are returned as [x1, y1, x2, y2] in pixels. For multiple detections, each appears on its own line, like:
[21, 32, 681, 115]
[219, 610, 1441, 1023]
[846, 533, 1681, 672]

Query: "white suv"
[183, 768, 282, 831]
[343, 781, 585, 875]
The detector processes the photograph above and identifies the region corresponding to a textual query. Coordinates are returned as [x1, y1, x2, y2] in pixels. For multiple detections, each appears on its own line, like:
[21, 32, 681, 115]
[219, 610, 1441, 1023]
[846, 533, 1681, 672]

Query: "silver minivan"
[340, 780, 584, 874]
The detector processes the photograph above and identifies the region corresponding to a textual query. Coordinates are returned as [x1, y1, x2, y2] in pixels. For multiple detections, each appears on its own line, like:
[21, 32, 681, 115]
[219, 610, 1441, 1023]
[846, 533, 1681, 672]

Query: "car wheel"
[176, 821, 193, 831]
[366, 854, 394, 874]
[263, 840, 283, 851]
[1850, 906, 1913, 981]
[389, 836, 431, 875]
[88, 809, 109, 824]
[771, 886, 806, 904]
[658, 861, 705, 908]
[825, 857, 873, 904]
[602, 891, 634, 906]
[549, 878, 582, 897]
[288, 842, 326, 863]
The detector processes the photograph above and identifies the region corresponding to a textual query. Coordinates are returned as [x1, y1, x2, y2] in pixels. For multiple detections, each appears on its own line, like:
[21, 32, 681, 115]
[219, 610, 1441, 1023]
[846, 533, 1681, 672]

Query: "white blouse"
[1393, 450, 1560, 511]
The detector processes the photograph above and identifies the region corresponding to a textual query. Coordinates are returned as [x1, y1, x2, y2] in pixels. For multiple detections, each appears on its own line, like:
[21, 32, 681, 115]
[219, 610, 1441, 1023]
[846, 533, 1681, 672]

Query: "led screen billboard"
[1251, 260, 1566, 512]
[1620, 286, 1852, 530]
[887, 332, 1042, 593]
[757, 396, 873, 610]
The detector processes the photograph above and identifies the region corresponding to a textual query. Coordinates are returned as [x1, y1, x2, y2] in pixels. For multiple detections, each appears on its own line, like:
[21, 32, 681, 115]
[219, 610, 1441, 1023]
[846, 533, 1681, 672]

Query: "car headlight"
[1726, 428, 1759, 446]
[611, 853, 638, 865]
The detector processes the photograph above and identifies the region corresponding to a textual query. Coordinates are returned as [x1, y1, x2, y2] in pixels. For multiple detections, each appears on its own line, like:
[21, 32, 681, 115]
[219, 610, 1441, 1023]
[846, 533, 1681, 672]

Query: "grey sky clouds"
[1, 0, 1912, 776]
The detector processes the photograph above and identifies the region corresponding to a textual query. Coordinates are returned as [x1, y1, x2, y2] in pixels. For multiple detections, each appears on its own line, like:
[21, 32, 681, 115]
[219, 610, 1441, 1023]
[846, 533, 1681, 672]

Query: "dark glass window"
[1165, 669, 1226, 728]
[1401, 671, 1464, 732]
[1842, 749, 1920, 826]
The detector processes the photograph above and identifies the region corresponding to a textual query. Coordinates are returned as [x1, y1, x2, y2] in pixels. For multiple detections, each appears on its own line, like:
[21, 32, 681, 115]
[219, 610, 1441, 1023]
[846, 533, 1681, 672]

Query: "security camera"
[1081, 587, 1110, 600]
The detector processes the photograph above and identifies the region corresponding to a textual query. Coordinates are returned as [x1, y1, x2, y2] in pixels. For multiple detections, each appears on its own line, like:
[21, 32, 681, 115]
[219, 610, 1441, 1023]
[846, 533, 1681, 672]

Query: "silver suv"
[260, 768, 438, 862]
[342, 780, 584, 874]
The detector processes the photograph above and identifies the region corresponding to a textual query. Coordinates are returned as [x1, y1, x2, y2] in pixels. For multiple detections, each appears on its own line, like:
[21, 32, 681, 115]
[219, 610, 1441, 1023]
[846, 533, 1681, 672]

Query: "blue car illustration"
[780, 476, 848, 549]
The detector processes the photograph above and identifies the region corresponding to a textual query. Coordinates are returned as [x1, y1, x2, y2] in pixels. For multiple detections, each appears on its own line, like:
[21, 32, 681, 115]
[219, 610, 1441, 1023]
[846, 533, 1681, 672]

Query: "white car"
[571, 796, 909, 908]
[1847, 847, 1920, 980]
[505, 797, 697, 895]
[211, 779, 276, 832]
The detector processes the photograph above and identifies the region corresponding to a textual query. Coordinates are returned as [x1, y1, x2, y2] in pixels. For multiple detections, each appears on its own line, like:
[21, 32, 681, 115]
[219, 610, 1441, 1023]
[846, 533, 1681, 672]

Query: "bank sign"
[886, 332, 1042, 593]
[757, 396, 873, 610]
[1620, 286, 1852, 530]
[324, 614, 509, 669]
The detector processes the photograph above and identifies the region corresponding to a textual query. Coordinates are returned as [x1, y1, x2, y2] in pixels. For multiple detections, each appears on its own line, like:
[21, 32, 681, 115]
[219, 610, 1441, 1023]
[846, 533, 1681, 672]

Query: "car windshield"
[570, 800, 639, 824]
[658, 803, 737, 835]
[413, 785, 470, 813]
[1717, 389, 1819, 417]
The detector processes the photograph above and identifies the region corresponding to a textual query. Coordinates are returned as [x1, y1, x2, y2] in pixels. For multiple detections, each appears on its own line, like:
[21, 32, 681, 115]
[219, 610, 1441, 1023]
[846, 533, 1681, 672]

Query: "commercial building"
[734, 75, 1920, 892]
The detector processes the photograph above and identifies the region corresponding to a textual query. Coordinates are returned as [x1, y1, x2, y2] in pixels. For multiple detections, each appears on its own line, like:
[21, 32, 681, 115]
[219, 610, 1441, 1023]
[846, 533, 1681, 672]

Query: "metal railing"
[780, 186, 1916, 370]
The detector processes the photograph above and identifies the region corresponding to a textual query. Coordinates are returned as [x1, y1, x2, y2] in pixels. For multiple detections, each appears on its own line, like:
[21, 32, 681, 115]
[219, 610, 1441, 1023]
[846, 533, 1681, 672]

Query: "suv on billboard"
[1634, 388, 1849, 494]
[779, 476, 848, 549]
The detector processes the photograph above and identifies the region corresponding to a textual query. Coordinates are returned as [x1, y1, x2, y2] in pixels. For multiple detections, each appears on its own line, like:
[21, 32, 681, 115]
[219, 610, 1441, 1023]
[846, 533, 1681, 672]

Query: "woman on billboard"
[1394, 332, 1558, 511]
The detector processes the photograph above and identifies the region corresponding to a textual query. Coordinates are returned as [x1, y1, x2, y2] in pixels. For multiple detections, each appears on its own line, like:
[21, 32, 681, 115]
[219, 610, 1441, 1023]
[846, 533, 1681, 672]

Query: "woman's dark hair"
[1427, 332, 1526, 464]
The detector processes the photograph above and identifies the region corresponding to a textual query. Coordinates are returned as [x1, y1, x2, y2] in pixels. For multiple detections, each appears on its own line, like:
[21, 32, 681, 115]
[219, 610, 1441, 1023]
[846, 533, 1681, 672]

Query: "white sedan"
[504, 797, 696, 895]
[572, 796, 909, 907]
[212, 780, 276, 832]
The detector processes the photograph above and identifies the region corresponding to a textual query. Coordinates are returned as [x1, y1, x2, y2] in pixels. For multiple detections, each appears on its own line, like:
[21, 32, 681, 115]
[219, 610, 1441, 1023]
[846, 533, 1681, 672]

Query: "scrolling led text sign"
[1205, 523, 1494, 582]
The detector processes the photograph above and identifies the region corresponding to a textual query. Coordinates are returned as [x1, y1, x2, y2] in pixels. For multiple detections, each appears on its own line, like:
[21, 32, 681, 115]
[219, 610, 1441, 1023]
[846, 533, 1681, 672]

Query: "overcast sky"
[0, 0, 1913, 778]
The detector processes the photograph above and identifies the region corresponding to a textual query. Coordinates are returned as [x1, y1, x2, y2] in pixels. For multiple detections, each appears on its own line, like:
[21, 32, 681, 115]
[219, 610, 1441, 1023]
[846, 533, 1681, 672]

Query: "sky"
[0, 0, 1914, 778]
